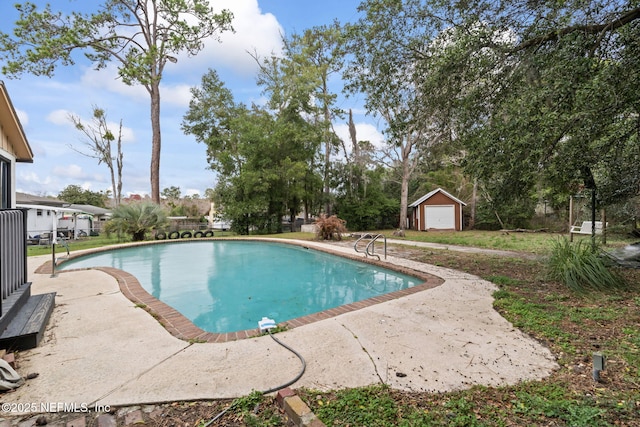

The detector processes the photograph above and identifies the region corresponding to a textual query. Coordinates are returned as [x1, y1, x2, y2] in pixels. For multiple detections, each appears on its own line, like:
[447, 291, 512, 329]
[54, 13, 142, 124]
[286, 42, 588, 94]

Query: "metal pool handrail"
[354, 233, 387, 260]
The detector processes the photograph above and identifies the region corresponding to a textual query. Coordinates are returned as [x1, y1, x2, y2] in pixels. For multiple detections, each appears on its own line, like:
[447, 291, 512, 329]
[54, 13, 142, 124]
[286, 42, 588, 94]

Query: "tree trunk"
[348, 109, 358, 162]
[399, 156, 410, 231]
[347, 109, 358, 198]
[323, 93, 331, 215]
[150, 82, 162, 204]
[116, 127, 123, 206]
[469, 178, 477, 229]
[109, 165, 117, 207]
[290, 208, 296, 232]
[324, 137, 330, 215]
[398, 132, 420, 231]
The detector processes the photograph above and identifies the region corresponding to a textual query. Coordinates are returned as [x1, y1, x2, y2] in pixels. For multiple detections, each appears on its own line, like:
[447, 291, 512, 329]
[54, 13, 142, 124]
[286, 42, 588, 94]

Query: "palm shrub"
[546, 237, 627, 292]
[104, 202, 168, 241]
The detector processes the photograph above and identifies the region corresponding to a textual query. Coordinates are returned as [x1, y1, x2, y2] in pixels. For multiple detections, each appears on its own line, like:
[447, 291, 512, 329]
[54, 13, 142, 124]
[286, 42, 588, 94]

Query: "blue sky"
[0, 0, 383, 198]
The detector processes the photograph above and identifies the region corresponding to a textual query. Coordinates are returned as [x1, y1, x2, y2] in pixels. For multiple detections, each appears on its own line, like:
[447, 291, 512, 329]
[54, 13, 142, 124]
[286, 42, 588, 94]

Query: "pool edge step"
[0, 292, 56, 351]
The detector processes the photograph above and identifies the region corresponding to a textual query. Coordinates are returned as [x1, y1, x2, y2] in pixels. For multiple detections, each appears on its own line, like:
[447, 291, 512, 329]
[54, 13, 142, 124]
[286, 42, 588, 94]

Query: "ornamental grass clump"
[546, 237, 627, 293]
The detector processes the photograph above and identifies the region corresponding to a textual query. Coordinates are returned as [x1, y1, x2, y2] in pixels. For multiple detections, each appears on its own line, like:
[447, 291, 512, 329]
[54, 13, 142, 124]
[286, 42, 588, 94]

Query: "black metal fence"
[0, 209, 28, 316]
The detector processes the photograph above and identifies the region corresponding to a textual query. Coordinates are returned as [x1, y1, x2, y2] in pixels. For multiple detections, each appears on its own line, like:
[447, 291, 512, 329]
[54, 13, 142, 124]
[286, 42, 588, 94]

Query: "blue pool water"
[60, 240, 423, 333]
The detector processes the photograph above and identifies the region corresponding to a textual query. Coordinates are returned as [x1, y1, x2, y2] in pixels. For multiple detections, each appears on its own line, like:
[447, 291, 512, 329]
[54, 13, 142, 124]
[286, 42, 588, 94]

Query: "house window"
[0, 156, 10, 209]
[37, 209, 42, 216]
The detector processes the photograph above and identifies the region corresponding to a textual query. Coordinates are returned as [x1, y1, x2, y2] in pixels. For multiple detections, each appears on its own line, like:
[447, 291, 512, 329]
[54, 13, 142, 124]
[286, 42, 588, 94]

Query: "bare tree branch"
[514, 7, 640, 51]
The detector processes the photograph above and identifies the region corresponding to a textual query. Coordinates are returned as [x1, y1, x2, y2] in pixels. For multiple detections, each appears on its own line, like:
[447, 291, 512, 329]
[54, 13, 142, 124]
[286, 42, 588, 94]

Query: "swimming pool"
[59, 240, 425, 334]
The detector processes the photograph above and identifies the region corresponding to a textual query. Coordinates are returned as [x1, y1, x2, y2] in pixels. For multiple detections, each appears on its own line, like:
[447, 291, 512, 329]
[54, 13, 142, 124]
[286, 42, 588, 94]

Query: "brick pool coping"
[35, 238, 444, 343]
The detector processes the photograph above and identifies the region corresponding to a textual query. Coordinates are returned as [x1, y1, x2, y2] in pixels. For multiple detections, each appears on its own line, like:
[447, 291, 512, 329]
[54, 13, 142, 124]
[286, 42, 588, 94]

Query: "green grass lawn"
[378, 229, 637, 254]
[27, 228, 636, 258]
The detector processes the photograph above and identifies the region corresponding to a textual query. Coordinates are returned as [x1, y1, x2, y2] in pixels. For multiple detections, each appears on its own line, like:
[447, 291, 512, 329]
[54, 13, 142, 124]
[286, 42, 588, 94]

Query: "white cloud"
[111, 122, 136, 144]
[47, 109, 73, 126]
[357, 123, 386, 148]
[185, 188, 201, 197]
[52, 164, 91, 179]
[18, 170, 52, 186]
[334, 122, 385, 152]
[348, 107, 370, 117]
[27, 142, 48, 159]
[161, 83, 193, 107]
[16, 109, 29, 127]
[52, 164, 83, 178]
[77, 62, 215, 110]
[79, 181, 96, 191]
[80, 65, 148, 101]
[174, 0, 284, 76]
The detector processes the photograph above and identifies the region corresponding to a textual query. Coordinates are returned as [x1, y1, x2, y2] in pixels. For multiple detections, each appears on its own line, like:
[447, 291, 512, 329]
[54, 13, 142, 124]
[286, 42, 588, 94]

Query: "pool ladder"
[354, 233, 387, 260]
[50, 239, 71, 277]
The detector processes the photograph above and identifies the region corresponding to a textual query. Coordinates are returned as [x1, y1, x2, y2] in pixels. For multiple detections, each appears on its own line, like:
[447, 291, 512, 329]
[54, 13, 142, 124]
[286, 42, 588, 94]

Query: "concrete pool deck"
[2, 239, 558, 411]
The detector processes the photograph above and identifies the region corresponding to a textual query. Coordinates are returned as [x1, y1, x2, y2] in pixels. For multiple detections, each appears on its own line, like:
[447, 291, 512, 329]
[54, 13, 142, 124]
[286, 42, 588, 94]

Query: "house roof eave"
[0, 81, 34, 162]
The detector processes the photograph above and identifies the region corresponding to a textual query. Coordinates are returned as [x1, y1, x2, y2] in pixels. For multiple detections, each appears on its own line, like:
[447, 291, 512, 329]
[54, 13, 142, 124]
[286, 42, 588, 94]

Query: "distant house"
[65, 203, 111, 235]
[206, 202, 232, 230]
[408, 188, 467, 231]
[16, 192, 111, 239]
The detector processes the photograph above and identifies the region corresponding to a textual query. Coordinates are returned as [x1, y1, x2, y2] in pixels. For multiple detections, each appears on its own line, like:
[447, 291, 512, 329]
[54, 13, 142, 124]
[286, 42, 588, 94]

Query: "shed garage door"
[424, 205, 455, 229]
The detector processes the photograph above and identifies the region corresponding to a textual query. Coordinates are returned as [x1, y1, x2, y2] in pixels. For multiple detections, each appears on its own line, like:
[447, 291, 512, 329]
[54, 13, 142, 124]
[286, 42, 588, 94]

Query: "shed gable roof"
[409, 187, 467, 208]
[0, 81, 33, 162]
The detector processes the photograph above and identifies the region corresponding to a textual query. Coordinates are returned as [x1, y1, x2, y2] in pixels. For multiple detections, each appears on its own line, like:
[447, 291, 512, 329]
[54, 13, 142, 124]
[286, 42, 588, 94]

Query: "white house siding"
[0, 148, 15, 209]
